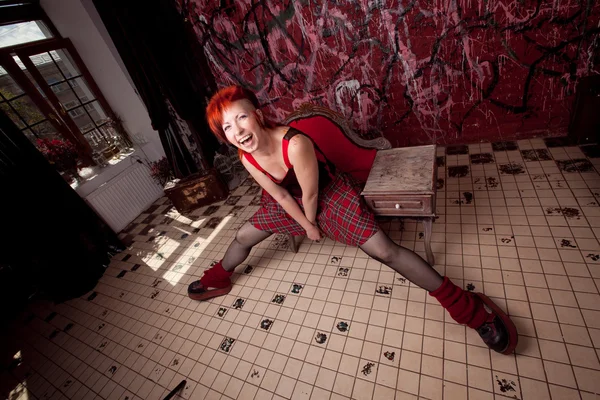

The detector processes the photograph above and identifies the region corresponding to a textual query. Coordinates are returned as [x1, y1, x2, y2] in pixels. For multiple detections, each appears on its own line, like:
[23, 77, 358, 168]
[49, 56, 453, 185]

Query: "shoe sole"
[476, 292, 519, 355]
[188, 285, 232, 301]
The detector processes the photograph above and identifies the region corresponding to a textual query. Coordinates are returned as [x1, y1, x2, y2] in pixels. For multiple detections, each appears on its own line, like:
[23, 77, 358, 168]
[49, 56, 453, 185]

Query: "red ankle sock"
[429, 277, 489, 329]
[199, 261, 233, 289]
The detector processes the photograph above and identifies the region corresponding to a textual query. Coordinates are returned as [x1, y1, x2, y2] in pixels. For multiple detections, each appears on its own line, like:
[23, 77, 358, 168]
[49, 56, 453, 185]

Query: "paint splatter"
[203, 206, 219, 216]
[556, 159, 595, 173]
[495, 375, 517, 393]
[272, 294, 286, 304]
[291, 284, 303, 294]
[492, 141, 518, 151]
[499, 163, 525, 175]
[560, 239, 576, 248]
[545, 207, 581, 219]
[232, 299, 245, 309]
[361, 362, 375, 376]
[463, 192, 473, 204]
[205, 217, 223, 229]
[336, 321, 349, 332]
[470, 153, 495, 164]
[261, 319, 273, 330]
[376, 286, 392, 295]
[315, 332, 327, 344]
[466, 283, 475, 291]
[220, 337, 235, 352]
[486, 177, 499, 188]
[448, 166, 469, 178]
[446, 145, 469, 155]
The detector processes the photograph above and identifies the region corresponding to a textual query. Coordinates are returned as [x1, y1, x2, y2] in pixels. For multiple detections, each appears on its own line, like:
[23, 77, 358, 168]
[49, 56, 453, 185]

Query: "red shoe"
[187, 280, 232, 301]
[188, 261, 233, 301]
[474, 293, 518, 355]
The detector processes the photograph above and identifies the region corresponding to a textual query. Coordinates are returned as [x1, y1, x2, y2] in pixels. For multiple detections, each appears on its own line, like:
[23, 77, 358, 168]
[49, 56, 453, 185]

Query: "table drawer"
[364, 195, 433, 216]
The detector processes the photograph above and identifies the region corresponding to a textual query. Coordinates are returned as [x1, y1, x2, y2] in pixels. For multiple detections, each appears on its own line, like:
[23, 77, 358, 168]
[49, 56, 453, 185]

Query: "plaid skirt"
[249, 173, 379, 247]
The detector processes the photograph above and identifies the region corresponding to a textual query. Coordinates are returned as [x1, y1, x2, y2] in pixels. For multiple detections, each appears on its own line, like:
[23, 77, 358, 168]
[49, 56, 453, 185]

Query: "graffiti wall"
[180, 0, 600, 146]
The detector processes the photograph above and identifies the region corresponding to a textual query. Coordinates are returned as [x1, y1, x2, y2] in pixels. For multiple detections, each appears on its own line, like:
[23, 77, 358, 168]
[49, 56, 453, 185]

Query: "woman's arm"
[287, 134, 319, 224]
[241, 157, 316, 233]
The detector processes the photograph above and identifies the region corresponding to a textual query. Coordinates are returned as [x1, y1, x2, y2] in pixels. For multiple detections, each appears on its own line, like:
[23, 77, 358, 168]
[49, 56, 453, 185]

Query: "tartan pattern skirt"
[249, 173, 380, 247]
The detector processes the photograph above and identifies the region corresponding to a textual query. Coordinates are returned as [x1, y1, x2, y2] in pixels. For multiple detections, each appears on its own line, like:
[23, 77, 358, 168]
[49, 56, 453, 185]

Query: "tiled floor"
[3, 138, 600, 400]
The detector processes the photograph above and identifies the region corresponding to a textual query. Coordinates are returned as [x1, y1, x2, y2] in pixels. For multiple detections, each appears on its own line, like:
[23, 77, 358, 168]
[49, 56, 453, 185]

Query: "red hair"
[206, 85, 276, 143]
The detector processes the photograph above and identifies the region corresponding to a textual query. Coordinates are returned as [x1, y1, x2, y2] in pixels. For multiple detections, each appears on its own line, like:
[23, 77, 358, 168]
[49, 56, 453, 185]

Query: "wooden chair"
[282, 104, 392, 252]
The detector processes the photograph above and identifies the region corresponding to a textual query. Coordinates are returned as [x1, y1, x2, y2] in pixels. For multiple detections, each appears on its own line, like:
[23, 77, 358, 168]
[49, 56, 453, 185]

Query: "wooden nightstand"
[361, 145, 437, 265]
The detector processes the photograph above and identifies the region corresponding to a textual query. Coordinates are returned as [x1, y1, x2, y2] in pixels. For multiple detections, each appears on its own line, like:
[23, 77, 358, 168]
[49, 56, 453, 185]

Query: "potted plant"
[149, 157, 175, 187]
[36, 138, 81, 182]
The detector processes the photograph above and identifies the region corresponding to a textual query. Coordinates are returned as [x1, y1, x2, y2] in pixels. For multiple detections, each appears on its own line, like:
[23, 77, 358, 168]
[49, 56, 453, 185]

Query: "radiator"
[85, 163, 164, 233]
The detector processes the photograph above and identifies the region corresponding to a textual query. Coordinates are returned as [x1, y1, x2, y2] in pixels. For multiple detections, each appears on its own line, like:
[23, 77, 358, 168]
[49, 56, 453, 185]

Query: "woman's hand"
[306, 223, 322, 241]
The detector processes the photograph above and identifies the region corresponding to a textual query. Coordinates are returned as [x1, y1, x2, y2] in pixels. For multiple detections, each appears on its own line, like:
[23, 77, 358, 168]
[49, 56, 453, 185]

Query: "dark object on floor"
[581, 144, 600, 158]
[448, 166, 470, 178]
[470, 153, 495, 164]
[498, 163, 525, 175]
[492, 141, 518, 151]
[164, 169, 229, 213]
[163, 379, 186, 400]
[446, 144, 469, 155]
[556, 159, 595, 173]
[544, 136, 577, 147]
[569, 75, 600, 144]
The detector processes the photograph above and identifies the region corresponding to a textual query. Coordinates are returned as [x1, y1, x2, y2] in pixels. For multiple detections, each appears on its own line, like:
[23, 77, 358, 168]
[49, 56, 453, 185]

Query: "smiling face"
[221, 99, 265, 153]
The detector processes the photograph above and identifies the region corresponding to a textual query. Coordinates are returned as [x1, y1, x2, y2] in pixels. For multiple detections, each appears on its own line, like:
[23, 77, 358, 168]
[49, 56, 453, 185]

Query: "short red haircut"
[206, 85, 275, 143]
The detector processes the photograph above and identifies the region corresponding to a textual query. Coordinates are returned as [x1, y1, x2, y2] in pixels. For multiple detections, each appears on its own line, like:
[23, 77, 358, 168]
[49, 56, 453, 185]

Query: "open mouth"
[239, 134, 253, 146]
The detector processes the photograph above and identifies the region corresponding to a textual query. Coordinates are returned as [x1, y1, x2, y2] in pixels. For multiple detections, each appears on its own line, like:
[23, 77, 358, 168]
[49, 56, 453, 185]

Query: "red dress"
[245, 128, 379, 247]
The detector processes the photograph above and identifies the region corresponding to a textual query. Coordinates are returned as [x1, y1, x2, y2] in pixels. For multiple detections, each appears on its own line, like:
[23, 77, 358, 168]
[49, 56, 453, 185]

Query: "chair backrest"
[283, 104, 391, 183]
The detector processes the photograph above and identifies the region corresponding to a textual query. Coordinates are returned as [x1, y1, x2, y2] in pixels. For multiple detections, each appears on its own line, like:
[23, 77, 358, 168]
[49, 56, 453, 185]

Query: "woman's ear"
[255, 109, 265, 125]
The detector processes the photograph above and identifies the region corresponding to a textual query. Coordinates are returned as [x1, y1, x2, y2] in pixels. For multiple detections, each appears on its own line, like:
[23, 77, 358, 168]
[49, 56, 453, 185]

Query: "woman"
[188, 85, 518, 355]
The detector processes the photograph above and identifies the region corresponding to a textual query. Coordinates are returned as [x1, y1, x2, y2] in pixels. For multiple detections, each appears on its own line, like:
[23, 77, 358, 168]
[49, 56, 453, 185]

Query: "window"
[0, 21, 53, 49]
[0, 4, 133, 172]
[68, 107, 84, 118]
[63, 100, 78, 109]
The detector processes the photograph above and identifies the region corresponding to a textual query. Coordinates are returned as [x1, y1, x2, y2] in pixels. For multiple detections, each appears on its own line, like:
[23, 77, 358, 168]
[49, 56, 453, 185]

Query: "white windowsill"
[71, 146, 149, 198]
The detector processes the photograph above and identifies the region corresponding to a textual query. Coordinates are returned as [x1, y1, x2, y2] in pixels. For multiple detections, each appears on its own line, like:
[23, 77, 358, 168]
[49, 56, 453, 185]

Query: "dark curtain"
[0, 109, 124, 321]
[92, 0, 220, 176]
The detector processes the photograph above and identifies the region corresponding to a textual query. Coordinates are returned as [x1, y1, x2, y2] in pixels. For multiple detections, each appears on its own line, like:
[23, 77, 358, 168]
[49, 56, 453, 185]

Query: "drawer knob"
[395, 203, 401, 209]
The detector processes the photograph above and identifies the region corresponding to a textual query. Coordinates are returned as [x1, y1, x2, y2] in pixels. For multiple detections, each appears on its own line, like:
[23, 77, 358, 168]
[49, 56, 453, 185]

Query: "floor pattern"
[2, 137, 600, 400]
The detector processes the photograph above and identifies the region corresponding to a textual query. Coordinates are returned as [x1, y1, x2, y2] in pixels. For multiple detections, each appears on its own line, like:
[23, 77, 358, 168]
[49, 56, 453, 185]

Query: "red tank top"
[243, 128, 334, 197]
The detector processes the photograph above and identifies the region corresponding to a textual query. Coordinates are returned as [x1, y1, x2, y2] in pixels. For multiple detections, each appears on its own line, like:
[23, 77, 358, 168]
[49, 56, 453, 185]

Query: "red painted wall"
[180, 0, 600, 146]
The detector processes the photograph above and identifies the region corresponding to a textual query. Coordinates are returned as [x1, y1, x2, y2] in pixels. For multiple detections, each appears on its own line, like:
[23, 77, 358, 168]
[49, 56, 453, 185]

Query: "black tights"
[221, 223, 443, 292]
